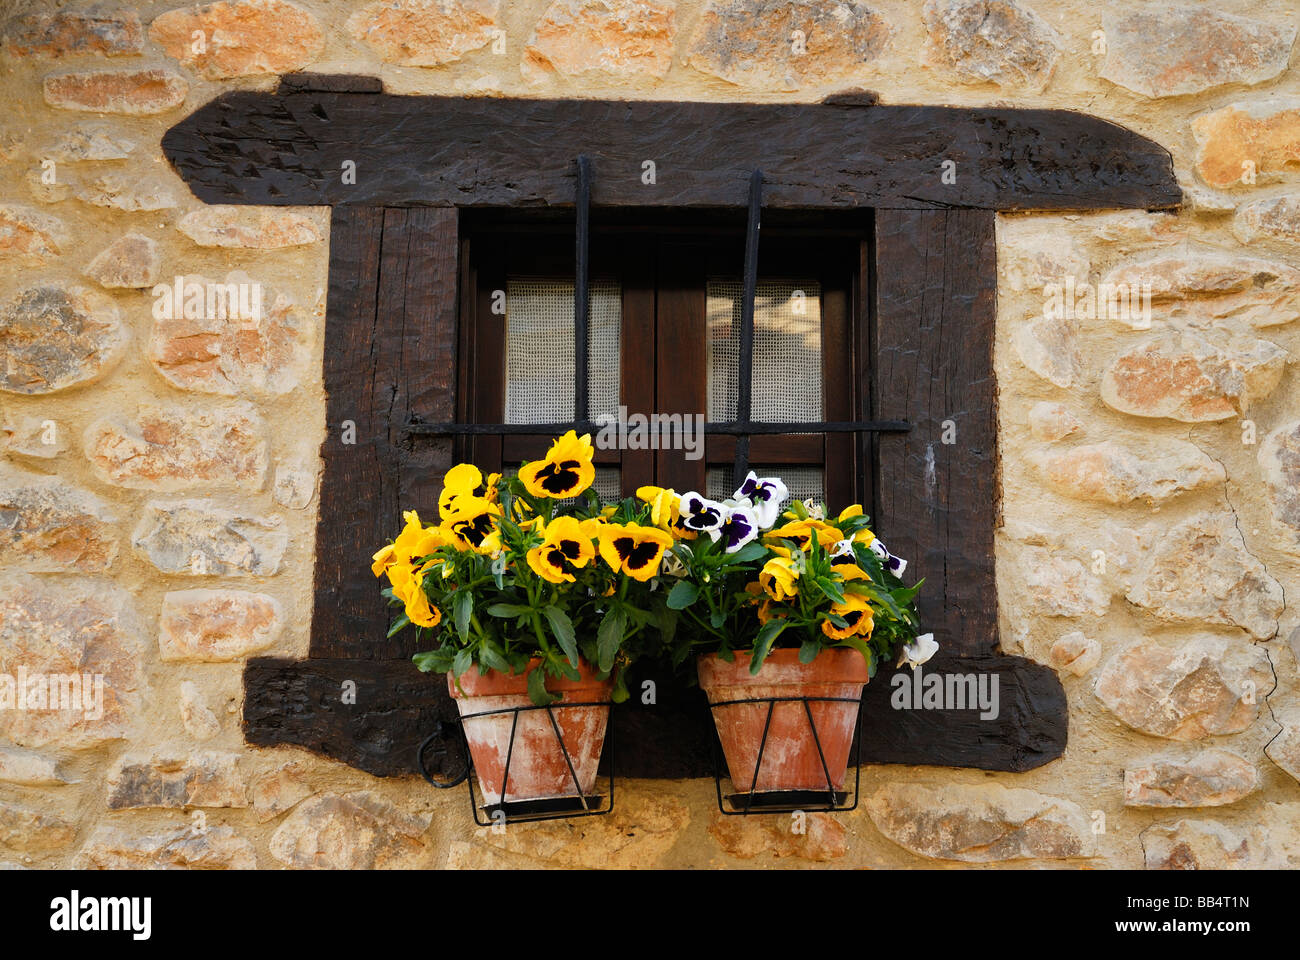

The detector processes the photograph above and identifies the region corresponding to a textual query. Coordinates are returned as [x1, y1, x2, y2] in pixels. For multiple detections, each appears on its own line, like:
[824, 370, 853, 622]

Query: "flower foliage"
[655, 480, 929, 677]
[374, 432, 932, 703]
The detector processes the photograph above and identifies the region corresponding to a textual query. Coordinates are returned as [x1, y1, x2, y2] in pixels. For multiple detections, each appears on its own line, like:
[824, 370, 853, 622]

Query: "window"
[164, 75, 1180, 778]
[459, 212, 866, 508]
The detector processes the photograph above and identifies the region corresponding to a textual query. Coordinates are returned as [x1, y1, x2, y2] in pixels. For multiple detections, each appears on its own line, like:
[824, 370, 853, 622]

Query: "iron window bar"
[709, 694, 865, 816]
[407, 161, 910, 447]
[417, 699, 615, 825]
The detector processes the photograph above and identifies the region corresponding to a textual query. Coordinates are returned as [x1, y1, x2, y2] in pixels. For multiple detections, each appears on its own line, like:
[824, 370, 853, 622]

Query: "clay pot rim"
[697, 646, 870, 687]
[448, 656, 614, 699]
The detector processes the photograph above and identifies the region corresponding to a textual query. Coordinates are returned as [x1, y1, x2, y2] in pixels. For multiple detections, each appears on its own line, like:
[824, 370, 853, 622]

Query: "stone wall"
[0, 0, 1297, 869]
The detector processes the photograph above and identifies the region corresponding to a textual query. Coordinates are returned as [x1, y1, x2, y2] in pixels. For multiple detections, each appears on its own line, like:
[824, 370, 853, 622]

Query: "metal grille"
[406, 158, 909, 495]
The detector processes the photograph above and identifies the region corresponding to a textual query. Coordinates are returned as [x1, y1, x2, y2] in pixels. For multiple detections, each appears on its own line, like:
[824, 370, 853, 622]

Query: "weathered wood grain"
[244, 657, 457, 778]
[873, 208, 1001, 657]
[858, 653, 1067, 772]
[309, 206, 457, 660]
[163, 89, 1181, 211]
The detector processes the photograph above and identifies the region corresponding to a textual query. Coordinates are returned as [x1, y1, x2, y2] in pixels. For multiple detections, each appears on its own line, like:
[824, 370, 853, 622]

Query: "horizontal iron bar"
[405, 419, 912, 436]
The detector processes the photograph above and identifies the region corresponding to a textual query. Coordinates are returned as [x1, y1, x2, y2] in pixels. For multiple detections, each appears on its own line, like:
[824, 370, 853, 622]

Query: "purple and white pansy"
[870, 538, 907, 576]
[678, 491, 760, 553]
[733, 472, 788, 528]
[679, 493, 726, 535]
[715, 502, 758, 552]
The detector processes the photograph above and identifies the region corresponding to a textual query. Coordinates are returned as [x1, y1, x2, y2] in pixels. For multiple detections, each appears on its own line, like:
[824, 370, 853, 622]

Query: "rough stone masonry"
[0, 0, 1298, 870]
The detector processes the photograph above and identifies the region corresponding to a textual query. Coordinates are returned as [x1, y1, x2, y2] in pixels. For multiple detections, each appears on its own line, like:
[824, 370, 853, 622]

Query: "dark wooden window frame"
[163, 75, 1180, 778]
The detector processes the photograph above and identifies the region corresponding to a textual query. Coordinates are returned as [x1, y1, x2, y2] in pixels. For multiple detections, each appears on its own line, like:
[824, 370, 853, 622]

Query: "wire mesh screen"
[707, 466, 825, 505]
[707, 280, 825, 502]
[707, 280, 822, 422]
[506, 279, 621, 423]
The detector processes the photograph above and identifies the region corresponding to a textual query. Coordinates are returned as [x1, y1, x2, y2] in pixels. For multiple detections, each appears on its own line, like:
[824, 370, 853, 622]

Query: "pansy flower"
[598, 522, 674, 581]
[438, 464, 501, 520]
[442, 496, 501, 552]
[759, 555, 800, 602]
[373, 510, 450, 577]
[898, 632, 938, 669]
[733, 472, 788, 529]
[870, 539, 907, 576]
[821, 593, 874, 640]
[526, 516, 595, 584]
[765, 518, 841, 552]
[636, 485, 684, 535]
[519, 430, 595, 499]
[717, 503, 759, 553]
[387, 561, 442, 628]
[829, 539, 870, 581]
[678, 492, 726, 537]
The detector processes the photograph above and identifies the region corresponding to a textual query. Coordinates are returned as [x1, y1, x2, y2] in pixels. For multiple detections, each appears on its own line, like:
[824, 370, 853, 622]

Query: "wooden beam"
[310, 206, 458, 660]
[873, 209, 1000, 657]
[243, 652, 1065, 778]
[163, 87, 1181, 211]
[858, 653, 1067, 772]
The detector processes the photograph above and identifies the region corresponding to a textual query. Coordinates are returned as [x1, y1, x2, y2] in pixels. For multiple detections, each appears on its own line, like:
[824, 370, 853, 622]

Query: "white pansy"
[897, 633, 938, 669]
[733, 472, 789, 529]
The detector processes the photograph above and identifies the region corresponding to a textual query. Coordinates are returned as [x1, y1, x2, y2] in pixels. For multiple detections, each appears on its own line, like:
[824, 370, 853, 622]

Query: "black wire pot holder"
[418, 698, 615, 826]
[708, 693, 865, 816]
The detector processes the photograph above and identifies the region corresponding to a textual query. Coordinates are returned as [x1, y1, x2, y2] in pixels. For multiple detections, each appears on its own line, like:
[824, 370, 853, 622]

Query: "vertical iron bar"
[744, 699, 775, 814]
[733, 169, 763, 483]
[546, 704, 591, 811]
[802, 699, 837, 809]
[499, 708, 520, 809]
[574, 155, 592, 424]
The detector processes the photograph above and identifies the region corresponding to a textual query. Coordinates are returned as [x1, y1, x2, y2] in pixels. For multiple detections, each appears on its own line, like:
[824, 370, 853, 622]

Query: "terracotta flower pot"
[697, 647, 868, 794]
[448, 659, 613, 806]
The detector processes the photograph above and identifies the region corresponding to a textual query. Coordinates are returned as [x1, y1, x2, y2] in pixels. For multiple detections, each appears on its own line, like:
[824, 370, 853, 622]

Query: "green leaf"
[709, 610, 724, 629]
[479, 641, 511, 675]
[610, 667, 630, 704]
[526, 665, 559, 706]
[386, 614, 410, 638]
[596, 608, 626, 673]
[836, 635, 875, 676]
[412, 650, 449, 673]
[542, 605, 579, 668]
[749, 619, 788, 675]
[485, 603, 532, 618]
[452, 646, 474, 678]
[727, 541, 769, 564]
[798, 637, 820, 664]
[812, 576, 846, 605]
[454, 591, 472, 638]
[666, 580, 699, 610]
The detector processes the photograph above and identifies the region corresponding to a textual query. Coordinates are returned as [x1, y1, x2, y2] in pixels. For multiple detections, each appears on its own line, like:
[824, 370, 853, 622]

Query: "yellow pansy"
[526, 516, 595, 584]
[821, 593, 874, 640]
[518, 431, 596, 499]
[765, 519, 841, 552]
[387, 561, 442, 628]
[442, 496, 501, 551]
[597, 522, 674, 581]
[759, 555, 800, 602]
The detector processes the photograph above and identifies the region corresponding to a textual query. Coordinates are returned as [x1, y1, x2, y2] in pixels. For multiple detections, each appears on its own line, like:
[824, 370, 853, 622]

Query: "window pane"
[706, 280, 824, 503]
[505, 279, 620, 423]
[707, 280, 822, 423]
